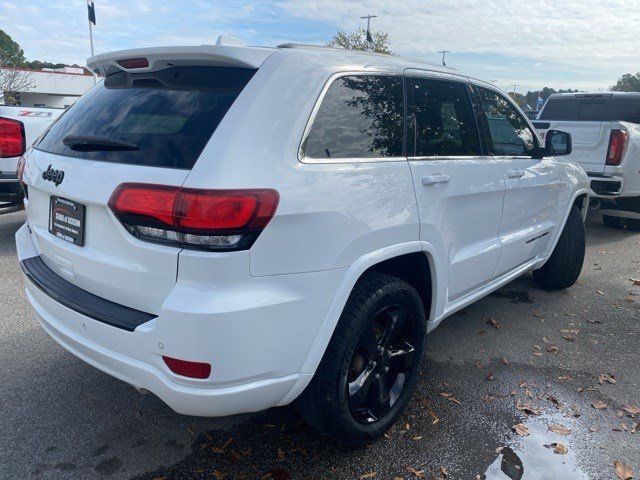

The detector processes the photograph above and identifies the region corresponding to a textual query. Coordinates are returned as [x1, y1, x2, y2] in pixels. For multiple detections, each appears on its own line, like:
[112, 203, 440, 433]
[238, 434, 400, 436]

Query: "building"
[0, 66, 95, 108]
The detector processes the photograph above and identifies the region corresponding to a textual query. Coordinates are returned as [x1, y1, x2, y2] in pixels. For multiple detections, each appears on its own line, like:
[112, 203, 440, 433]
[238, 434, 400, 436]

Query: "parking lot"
[0, 209, 638, 480]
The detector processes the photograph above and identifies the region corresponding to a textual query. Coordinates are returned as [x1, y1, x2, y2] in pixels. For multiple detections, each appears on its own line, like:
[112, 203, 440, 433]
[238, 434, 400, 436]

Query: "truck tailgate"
[533, 120, 613, 174]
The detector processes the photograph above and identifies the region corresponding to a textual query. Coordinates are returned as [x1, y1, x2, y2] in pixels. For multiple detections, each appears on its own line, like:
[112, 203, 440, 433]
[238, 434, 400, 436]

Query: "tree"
[0, 29, 32, 105]
[327, 28, 393, 54]
[0, 29, 26, 67]
[611, 73, 640, 92]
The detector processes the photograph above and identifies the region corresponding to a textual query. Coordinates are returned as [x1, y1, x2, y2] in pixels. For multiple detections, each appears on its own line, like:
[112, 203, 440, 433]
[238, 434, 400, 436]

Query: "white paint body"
[16, 45, 589, 416]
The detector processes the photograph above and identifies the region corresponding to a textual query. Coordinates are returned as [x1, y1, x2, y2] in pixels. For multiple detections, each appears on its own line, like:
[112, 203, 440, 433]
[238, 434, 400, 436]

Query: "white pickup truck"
[533, 92, 640, 229]
[0, 105, 64, 210]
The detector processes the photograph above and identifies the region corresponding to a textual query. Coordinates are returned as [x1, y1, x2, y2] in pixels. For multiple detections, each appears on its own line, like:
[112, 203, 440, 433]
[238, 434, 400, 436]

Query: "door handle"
[506, 169, 525, 179]
[421, 174, 451, 186]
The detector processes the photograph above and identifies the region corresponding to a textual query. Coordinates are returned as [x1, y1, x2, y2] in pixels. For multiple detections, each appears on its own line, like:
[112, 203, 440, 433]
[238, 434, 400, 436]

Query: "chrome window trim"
[298, 71, 407, 164]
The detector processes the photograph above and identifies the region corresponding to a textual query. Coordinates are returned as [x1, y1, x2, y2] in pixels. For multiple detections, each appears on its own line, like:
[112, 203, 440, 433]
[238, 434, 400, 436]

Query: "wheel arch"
[278, 241, 440, 405]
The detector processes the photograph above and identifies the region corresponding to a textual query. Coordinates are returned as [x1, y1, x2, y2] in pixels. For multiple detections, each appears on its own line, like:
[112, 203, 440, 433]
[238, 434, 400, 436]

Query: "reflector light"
[606, 130, 627, 166]
[108, 183, 279, 251]
[117, 57, 149, 69]
[162, 356, 211, 379]
[0, 117, 25, 158]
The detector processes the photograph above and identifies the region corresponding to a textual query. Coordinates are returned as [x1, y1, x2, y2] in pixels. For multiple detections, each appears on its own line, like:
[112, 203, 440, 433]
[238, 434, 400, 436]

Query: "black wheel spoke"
[372, 374, 391, 417]
[378, 306, 408, 349]
[348, 362, 377, 408]
[387, 341, 415, 372]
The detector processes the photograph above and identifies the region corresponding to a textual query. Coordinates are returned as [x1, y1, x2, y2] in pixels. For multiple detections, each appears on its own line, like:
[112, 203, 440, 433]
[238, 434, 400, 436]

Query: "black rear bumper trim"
[20, 256, 156, 332]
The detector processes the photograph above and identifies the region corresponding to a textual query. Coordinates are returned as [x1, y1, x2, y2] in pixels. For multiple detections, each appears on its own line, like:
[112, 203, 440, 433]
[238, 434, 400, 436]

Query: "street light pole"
[360, 14, 377, 50]
[86, 0, 97, 84]
[437, 50, 450, 66]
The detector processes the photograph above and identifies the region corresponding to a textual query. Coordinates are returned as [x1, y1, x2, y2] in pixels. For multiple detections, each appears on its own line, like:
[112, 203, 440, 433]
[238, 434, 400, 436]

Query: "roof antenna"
[360, 14, 377, 51]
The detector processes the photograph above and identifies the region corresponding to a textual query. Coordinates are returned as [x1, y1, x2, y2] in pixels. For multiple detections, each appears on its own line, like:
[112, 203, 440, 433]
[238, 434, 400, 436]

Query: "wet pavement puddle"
[483, 417, 589, 480]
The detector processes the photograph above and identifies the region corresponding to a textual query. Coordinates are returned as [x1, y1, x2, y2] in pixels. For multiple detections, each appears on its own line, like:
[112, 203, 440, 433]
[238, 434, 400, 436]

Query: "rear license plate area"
[49, 196, 86, 246]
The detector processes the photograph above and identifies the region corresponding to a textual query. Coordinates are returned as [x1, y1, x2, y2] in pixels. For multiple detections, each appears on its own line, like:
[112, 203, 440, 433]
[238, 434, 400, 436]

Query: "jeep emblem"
[42, 165, 65, 186]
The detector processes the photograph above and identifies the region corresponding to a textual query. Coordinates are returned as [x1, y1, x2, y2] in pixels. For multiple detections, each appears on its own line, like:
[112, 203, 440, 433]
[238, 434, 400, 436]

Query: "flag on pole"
[87, 1, 96, 25]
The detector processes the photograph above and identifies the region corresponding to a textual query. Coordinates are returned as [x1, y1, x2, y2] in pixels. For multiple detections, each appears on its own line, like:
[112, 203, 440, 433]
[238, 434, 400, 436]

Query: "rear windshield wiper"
[63, 135, 140, 152]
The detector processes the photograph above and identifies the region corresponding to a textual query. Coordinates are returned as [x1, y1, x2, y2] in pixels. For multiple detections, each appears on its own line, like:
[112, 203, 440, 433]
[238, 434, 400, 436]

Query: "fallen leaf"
[544, 443, 568, 455]
[631, 278, 640, 286]
[623, 405, 640, 416]
[439, 466, 448, 477]
[440, 392, 461, 405]
[533, 351, 544, 357]
[501, 357, 509, 365]
[487, 318, 502, 329]
[277, 448, 285, 461]
[562, 334, 576, 342]
[486, 372, 494, 381]
[513, 423, 529, 436]
[360, 472, 377, 479]
[592, 401, 608, 410]
[412, 436, 423, 441]
[548, 424, 572, 435]
[598, 373, 617, 385]
[546, 345, 558, 353]
[516, 400, 541, 416]
[406, 466, 425, 478]
[614, 461, 633, 480]
[558, 375, 572, 381]
[596, 290, 604, 296]
[212, 438, 233, 454]
[212, 470, 226, 480]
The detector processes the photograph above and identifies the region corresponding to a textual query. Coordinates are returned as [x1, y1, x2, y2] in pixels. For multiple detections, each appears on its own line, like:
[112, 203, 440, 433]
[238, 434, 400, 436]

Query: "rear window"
[36, 66, 256, 169]
[540, 96, 640, 123]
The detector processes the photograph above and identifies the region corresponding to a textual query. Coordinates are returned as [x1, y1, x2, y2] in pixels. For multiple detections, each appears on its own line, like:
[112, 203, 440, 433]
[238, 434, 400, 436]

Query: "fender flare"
[278, 240, 442, 405]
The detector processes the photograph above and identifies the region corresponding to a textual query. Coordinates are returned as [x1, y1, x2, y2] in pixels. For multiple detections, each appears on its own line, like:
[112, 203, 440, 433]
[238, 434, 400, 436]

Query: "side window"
[408, 78, 481, 157]
[303, 75, 404, 159]
[477, 87, 536, 156]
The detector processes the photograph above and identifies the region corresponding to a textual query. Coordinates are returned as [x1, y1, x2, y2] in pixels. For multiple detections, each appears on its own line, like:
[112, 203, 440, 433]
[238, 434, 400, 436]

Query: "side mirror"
[545, 129, 572, 156]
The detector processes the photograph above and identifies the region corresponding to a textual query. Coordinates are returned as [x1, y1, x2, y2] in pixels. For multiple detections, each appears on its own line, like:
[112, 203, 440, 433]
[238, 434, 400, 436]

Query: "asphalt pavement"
[0, 209, 638, 480]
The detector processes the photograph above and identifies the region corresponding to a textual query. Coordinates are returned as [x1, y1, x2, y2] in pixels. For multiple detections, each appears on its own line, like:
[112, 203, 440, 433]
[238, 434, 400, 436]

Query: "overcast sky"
[1, 0, 638, 93]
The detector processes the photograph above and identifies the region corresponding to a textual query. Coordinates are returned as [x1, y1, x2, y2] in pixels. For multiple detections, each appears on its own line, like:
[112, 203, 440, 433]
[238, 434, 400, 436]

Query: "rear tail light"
[108, 183, 279, 251]
[162, 356, 211, 379]
[606, 130, 627, 166]
[0, 117, 25, 158]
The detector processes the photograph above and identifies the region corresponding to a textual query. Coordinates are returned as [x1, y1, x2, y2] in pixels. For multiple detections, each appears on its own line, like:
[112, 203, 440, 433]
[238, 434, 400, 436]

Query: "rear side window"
[36, 66, 256, 169]
[477, 87, 536, 156]
[408, 78, 480, 157]
[303, 75, 404, 159]
[578, 97, 640, 123]
[541, 96, 640, 123]
[539, 97, 580, 120]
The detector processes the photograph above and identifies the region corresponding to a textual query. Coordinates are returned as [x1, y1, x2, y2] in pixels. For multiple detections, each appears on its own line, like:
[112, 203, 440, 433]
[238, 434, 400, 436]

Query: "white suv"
[16, 41, 589, 444]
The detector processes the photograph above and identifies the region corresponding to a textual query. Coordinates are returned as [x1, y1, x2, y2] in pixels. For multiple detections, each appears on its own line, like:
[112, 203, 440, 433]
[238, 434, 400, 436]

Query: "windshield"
[540, 96, 640, 124]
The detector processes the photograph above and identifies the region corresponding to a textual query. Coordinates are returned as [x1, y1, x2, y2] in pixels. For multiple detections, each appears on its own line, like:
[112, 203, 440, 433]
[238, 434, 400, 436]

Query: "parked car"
[0, 105, 64, 210]
[15, 40, 589, 445]
[533, 92, 640, 229]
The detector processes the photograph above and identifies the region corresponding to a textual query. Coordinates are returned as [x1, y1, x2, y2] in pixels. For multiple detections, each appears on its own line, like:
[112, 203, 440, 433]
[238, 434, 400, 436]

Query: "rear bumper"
[587, 173, 624, 198]
[15, 222, 337, 416]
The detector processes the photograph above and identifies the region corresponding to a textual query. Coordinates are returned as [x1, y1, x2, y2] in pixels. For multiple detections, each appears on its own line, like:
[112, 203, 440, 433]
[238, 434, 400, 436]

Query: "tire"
[532, 206, 585, 290]
[602, 214, 625, 229]
[297, 272, 427, 445]
[626, 218, 640, 231]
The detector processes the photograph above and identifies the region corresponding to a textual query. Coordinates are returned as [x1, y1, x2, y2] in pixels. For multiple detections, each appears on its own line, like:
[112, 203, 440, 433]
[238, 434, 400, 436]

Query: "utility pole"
[360, 14, 377, 49]
[437, 50, 450, 66]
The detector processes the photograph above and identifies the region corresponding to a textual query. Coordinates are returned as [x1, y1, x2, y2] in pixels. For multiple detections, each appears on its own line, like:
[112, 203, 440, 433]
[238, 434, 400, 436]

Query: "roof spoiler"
[87, 43, 272, 77]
